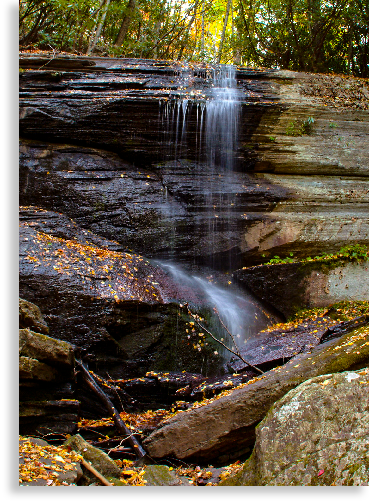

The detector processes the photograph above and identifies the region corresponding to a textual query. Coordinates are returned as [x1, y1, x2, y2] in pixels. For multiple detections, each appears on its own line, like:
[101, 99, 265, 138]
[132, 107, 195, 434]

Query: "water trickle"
[158, 262, 272, 359]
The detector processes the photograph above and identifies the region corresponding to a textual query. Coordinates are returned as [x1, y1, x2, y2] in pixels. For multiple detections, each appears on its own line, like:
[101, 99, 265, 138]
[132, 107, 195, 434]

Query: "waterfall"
[205, 65, 240, 170]
[155, 64, 273, 356]
[159, 63, 241, 168]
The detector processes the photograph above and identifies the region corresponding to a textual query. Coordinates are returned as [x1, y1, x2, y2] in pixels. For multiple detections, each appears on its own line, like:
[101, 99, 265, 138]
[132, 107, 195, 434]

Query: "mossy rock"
[222, 368, 369, 485]
[19, 298, 49, 335]
[64, 434, 121, 478]
[142, 465, 189, 486]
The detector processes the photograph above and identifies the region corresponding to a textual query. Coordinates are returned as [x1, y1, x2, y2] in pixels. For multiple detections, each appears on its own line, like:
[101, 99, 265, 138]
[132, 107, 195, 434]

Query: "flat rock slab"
[143, 326, 369, 463]
[228, 315, 369, 373]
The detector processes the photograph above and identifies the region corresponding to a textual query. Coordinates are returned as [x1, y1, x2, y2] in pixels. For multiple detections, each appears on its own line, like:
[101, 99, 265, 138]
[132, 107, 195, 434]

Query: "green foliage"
[267, 252, 294, 264]
[265, 244, 369, 265]
[18, 1, 369, 76]
[286, 116, 315, 136]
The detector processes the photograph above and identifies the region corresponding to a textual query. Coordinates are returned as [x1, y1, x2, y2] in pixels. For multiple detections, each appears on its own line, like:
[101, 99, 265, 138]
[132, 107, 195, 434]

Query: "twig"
[184, 304, 264, 374]
[37, 44, 57, 70]
[213, 307, 241, 354]
[80, 458, 113, 486]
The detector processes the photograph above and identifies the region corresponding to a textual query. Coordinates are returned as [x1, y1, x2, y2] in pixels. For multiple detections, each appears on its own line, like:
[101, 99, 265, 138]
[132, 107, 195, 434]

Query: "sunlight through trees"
[19, 1, 369, 76]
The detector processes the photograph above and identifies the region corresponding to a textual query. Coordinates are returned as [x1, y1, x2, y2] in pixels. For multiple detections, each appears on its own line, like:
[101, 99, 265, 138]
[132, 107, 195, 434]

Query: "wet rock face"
[19, 207, 221, 377]
[18, 139, 284, 267]
[19, 57, 369, 267]
[18, 59, 283, 269]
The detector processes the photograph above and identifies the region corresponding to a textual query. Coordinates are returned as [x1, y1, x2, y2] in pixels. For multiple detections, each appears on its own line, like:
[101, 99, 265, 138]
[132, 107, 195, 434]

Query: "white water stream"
[156, 66, 270, 353]
[158, 261, 271, 355]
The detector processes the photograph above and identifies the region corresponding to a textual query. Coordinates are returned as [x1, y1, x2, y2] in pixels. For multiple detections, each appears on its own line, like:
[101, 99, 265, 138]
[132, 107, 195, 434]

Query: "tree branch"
[76, 359, 146, 460]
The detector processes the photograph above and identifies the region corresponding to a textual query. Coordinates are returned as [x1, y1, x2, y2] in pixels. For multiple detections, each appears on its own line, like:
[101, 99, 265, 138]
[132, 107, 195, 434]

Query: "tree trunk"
[177, 0, 200, 60]
[87, 0, 111, 55]
[114, 0, 136, 47]
[201, 0, 205, 58]
[217, 0, 232, 63]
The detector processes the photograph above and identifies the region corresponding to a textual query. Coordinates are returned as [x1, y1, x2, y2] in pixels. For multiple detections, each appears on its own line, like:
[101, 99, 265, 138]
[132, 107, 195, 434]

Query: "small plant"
[285, 116, 315, 136]
[329, 122, 338, 129]
[267, 252, 294, 264]
[264, 245, 369, 266]
[300, 116, 315, 134]
[268, 136, 276, 142]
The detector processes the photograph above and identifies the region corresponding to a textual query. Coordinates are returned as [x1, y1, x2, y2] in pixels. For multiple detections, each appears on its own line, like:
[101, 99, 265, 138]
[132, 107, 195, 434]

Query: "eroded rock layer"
[19, 56, 369, 268]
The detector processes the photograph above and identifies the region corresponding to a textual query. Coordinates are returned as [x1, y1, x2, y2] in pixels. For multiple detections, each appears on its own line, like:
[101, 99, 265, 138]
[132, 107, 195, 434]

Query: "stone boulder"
[234, 260, 369, 319]
[19, 299, 79, 435]
[142, 465, 190, 486]
[143, 326, 369, 463]
[19, 328, 74, 370]
[222, 368, 369, 486]
[19, 297, 49, 335]
[64, 434, 121, 479]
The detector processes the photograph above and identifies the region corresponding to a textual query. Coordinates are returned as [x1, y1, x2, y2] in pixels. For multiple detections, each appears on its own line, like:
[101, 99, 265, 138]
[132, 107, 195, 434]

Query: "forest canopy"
[19, 0, 369, 76]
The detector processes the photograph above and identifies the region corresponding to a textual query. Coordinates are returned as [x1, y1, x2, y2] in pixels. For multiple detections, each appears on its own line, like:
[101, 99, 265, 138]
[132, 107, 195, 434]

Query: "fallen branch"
[184, 304, 264, 375]
[76, 359, 146, 461]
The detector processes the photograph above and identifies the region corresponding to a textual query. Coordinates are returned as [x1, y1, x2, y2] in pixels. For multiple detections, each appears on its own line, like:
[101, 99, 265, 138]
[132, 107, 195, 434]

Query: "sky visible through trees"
[19, 0, 369, 76]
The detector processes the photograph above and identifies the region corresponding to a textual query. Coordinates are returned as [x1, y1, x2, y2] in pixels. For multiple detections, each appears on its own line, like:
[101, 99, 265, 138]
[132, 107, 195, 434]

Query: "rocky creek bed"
[19, 296, 369, 485]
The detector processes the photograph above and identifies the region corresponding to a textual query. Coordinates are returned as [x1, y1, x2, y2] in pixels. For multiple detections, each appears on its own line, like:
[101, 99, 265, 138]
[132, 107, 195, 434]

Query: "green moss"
[265, 244, 369, 266]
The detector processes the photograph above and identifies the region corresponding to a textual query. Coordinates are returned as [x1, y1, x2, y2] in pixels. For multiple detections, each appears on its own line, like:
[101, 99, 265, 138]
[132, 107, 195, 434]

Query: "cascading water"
[205, 65, 241, 171]
[159, 64, 241, 168]
[156, 65, 273, 361]
[157, 261, 273, 360]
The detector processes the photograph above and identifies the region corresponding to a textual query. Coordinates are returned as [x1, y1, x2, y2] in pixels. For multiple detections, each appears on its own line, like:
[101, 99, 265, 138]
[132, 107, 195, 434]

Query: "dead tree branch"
[80, 458, 113, 486]
[76, 359, 146, 460]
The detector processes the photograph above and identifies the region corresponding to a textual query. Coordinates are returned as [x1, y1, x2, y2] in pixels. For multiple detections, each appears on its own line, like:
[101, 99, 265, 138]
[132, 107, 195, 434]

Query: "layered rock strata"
[19, 56, 369, 268]
[234, 259, 369, 319]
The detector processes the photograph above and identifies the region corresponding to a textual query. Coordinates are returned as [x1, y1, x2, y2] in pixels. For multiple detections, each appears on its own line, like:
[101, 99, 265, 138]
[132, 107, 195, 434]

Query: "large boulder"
[222, 368, 369, 486]
[143, 326, 369, 463]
